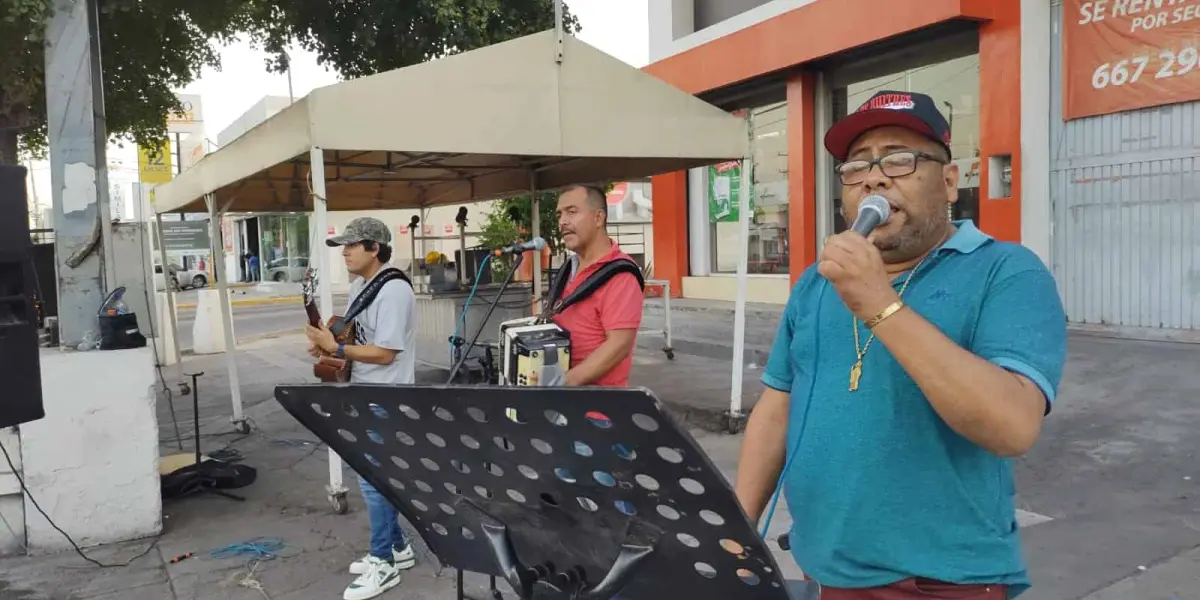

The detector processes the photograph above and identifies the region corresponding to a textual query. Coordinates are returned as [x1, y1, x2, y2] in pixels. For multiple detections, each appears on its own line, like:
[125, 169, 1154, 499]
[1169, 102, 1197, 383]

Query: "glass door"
[815, 33, 981, 244]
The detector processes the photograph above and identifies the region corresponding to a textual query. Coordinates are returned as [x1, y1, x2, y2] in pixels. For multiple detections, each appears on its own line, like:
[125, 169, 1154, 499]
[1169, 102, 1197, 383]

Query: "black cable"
[0, 438, 160, 567]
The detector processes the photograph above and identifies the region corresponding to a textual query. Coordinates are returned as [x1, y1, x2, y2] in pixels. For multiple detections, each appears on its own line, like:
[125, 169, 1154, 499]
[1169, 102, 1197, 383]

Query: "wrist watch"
[334, 342, 345, 358]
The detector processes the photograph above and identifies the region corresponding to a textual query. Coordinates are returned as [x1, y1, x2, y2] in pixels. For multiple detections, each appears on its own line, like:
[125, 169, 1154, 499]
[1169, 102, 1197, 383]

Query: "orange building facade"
[642, 0, 1038, 305]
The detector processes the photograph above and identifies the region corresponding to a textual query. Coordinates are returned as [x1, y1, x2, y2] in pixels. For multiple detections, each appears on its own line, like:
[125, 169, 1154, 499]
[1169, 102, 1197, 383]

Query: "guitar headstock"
[301, 267, 319, 306]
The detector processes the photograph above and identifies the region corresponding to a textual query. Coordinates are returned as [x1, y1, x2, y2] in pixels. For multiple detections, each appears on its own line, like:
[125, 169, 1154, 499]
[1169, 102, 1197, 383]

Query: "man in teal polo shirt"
[734, 90, 1067, 599]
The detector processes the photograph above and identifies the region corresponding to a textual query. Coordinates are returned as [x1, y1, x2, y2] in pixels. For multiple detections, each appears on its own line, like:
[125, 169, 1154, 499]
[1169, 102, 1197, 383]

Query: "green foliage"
[244, 0, 581, 80]
[475, 193, 561, 282]
[0, 0, 580, 165]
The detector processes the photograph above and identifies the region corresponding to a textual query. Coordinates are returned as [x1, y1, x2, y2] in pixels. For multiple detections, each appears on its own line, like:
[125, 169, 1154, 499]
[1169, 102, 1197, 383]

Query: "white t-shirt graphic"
[346, 267, 416, 385]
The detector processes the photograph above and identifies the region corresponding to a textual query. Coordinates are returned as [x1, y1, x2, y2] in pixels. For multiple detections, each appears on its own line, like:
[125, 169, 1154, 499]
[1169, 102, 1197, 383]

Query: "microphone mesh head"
[860, 195, 891, 220]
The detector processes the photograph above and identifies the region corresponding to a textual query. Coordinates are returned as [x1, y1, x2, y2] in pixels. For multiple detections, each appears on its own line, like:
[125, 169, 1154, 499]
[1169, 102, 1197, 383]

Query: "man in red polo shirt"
[550, 184, 644, 387]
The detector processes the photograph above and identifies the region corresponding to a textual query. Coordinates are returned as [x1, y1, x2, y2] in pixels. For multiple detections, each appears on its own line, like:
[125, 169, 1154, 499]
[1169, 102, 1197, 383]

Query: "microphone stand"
[446, 251, 527, 384]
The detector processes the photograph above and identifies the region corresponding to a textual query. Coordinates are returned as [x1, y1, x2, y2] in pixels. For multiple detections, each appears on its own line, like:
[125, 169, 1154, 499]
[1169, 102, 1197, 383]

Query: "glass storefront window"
[831, 53, 981, 233]
[257, 214, 312, 283]
[606, 180, 653, 268]
[711, 101, 789, 274]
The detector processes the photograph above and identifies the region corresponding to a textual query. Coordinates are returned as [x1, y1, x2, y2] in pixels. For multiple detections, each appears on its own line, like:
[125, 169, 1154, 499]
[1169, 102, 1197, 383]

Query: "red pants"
[816, 578, 1006, 599]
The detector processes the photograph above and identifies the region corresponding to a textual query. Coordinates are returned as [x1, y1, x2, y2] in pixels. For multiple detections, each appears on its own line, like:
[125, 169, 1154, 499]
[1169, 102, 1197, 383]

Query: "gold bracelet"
[865, 301, 905, 329]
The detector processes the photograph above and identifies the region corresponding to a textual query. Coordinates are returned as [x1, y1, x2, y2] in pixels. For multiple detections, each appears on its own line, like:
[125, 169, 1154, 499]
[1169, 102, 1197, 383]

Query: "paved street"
[174, 295, 348, 351]
[170, 291, 348, 350]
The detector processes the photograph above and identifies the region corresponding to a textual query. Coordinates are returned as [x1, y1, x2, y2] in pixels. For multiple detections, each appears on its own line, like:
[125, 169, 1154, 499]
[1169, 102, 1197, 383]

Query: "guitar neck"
[304, 301, 322, 329]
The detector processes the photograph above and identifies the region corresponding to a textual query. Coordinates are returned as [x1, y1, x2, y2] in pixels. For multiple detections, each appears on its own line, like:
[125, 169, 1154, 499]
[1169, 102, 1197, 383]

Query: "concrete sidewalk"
[5, 329, 1200, 599]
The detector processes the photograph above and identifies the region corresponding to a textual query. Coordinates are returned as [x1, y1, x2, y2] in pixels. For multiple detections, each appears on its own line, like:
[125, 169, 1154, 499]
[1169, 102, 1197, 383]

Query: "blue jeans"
[360, 476, 410, 560]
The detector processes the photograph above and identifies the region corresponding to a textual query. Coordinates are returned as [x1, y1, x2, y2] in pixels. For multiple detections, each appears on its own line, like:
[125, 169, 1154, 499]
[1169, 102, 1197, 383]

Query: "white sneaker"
[343, 556, 402, 600]
[349, 545, 416, 575]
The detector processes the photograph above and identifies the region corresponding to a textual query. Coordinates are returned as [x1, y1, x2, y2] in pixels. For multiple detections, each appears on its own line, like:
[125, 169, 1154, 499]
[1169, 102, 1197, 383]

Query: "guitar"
[301, 268, 356, 383]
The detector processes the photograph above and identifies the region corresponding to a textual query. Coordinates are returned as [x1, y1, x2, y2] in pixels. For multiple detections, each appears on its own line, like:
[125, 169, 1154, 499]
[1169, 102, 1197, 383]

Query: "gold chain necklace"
[848, 253, 929, 392]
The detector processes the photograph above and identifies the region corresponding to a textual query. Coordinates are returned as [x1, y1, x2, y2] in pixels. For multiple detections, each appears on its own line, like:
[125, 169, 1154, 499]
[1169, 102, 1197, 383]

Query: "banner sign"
[160, 222, 210, 254]
[707, 161, 755, 223]
[137, 142, 173, 184]
[1064, 0, 1200, 120]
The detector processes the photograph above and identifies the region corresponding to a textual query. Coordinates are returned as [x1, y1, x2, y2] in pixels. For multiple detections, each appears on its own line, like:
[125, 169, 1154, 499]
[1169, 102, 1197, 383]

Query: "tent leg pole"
[310, 145, 348, 511]
[727, 151, 753, 435]
[155, 213, 184, 391]
[459, 219, 467, 288]
[206, 194, 246, 433]
[530, 175, 541, 314]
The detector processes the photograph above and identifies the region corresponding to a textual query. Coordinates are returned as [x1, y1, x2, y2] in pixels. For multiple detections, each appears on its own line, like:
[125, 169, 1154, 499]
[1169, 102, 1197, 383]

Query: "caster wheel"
[330, 493, 348, 514]
[233, 420, 251, 435]
[723, 413, 747, 435]
[178, 382, 192, 396]
[663, 348, 675, 361]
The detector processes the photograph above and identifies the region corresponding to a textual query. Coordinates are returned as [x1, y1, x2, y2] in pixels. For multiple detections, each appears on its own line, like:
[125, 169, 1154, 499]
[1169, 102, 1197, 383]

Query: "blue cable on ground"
[208, 537, 286, 561]
[449, 254, 492, 363]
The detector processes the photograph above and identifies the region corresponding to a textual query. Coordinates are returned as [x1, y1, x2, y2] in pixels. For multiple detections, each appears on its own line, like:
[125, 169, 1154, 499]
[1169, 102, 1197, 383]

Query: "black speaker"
[0, 165, 45, 429]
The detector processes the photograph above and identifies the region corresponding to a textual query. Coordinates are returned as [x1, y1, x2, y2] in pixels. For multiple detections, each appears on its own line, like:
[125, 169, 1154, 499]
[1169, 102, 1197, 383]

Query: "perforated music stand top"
[274, 384, 796, 600]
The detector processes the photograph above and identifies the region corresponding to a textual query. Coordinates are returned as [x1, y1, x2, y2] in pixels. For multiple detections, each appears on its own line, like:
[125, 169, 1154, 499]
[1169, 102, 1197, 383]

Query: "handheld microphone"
[850, 195, 891, 236]
[494, 236, 546, 256]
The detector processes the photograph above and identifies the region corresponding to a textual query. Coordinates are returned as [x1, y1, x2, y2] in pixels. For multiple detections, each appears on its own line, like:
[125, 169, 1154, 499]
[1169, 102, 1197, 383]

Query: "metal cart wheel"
[662, 346, 675, 361]
[330, 491, 349, 514]
[233, 420, 251, 435]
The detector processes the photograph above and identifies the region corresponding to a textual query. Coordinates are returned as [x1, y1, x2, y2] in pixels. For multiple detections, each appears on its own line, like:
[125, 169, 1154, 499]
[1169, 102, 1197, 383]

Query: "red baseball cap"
[823, 90, 952, 162]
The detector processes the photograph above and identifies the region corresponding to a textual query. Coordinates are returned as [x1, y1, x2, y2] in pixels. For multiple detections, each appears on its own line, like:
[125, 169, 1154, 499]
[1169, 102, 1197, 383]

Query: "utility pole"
[44, 0, 114, 348]
[286, 51, 295, 104]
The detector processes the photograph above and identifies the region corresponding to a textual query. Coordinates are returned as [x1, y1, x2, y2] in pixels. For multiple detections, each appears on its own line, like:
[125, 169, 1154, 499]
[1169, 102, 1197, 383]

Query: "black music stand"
[274, 384, 819, 600]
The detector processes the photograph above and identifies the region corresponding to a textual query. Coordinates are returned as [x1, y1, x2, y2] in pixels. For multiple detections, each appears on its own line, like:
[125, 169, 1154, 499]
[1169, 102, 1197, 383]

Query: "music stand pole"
[185, 372, 245, 502]
[445, 252, 526, 384]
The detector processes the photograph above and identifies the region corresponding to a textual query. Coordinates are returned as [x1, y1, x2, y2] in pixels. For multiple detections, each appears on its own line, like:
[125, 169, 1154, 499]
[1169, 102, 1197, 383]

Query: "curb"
[176, 296, 301, 310]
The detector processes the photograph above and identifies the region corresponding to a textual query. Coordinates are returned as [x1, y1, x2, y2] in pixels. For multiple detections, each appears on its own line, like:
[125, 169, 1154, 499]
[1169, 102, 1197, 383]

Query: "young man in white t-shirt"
[307, 217, 416, 600]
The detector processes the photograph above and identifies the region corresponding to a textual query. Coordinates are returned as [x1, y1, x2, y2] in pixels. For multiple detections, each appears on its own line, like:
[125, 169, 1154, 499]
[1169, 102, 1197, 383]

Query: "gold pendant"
[849, 359, 863, 392]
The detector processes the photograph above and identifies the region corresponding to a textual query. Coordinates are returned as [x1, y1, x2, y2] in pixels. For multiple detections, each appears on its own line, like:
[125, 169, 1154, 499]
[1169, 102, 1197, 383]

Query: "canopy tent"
[148, 28, 756, 514]
[152, 29, 748, 215]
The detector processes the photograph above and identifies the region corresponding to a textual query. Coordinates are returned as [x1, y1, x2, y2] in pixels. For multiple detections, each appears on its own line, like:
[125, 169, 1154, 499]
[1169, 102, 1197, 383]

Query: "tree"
[475, 193, 561, 282]
[0, 0, 579, 165]
[476, 183, 615, 282]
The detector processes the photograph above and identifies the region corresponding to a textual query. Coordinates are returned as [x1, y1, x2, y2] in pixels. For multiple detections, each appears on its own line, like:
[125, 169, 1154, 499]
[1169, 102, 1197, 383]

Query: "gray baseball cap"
[326, 217, 392, 247]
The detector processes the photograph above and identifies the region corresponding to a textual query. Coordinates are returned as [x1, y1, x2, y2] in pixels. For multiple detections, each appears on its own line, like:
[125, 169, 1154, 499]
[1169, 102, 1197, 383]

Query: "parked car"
[178, 268, 208, 289]
[153, 264, 180, 292]
[152, 263, 208, 291]
[265, 257, 309, 282]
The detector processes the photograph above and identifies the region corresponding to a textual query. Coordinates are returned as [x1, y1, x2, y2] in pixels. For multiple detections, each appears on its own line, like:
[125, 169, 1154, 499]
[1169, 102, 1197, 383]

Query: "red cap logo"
[859, 93, 915, 112]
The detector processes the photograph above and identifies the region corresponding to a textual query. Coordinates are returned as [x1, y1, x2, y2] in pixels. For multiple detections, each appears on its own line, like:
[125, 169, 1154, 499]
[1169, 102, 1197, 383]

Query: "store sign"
[137, 142, 173, 184]
[167, 95, 203, 125]
[1064, 0, 1200, 120]
[161, 222, 210, 253]
[606, 182, 629, 206]
[707, 161, 755, 223]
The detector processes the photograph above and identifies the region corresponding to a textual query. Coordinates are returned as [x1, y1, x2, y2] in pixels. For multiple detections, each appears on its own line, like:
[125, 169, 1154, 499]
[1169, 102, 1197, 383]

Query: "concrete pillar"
[152, 292, 180, 365]
[44, 0, 114, 348]
[648, 0, 695, 62]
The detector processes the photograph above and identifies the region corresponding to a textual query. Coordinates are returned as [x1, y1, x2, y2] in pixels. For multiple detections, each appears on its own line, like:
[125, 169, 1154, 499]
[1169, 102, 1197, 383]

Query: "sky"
[28, 0, 649, 223]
